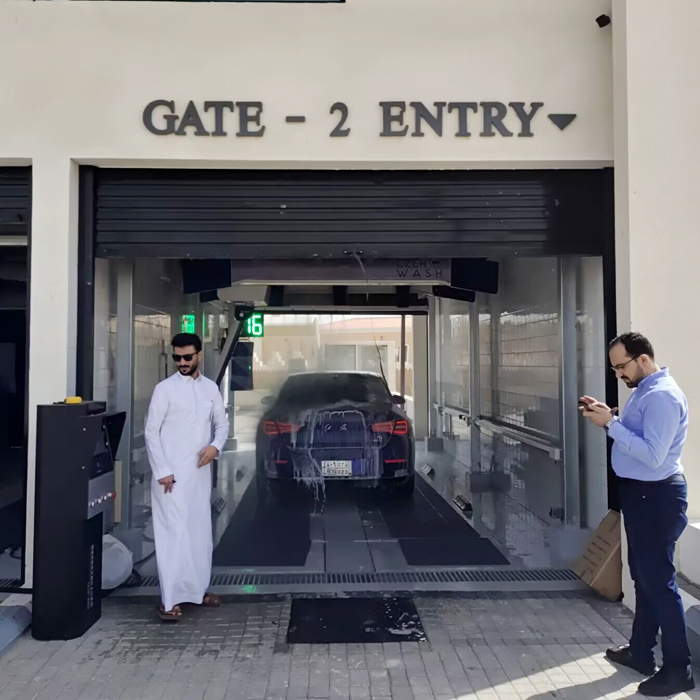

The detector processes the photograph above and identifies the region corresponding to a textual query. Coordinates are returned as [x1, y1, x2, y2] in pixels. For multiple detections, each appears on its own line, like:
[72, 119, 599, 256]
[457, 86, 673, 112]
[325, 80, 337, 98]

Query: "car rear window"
[277, 373, 391, 407]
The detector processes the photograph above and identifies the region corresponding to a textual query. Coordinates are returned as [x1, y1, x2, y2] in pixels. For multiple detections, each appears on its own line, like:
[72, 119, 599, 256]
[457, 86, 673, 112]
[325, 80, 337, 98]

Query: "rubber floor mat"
[368, 477, 509, 566]
[398, 535, 509, 566]
[213, 480, 311, 567]
[374, 480, 480, 539]
[287, 597, 427, 644]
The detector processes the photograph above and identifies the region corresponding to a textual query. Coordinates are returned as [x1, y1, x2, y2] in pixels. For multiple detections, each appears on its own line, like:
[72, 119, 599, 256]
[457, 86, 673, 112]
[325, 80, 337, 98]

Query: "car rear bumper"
[263, 474, 414, 498]
[261, 449, 414, 481]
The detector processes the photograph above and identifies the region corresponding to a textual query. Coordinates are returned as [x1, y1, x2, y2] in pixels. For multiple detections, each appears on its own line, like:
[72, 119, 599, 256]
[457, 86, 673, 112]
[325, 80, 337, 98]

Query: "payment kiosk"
[32, 400, 125, 640]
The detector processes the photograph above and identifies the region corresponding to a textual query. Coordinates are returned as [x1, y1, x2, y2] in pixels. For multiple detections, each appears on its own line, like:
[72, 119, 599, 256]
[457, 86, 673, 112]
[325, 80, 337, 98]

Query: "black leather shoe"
[638, 667, 695, 697]
[606, 645, 656, 677]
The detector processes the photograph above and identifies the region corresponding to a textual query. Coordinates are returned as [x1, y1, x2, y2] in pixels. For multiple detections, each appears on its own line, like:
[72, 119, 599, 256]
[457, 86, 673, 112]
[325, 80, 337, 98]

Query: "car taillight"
[264, 421, 299, 436]
[264, 420, 299, 435]
[371, 420, 408, 436]
[394, 420, 409, 435]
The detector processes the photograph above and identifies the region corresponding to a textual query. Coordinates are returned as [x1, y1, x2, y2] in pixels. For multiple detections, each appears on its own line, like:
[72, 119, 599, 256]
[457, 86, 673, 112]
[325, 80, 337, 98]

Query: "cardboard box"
[572, 510, 622, 601]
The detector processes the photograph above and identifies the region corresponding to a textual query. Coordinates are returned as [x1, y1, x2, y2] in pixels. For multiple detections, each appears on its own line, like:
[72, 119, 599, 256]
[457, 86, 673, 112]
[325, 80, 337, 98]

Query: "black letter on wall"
[175, 101, 210, 136]
[447, 102, 478, 137]
[204, 101, 235, 137]
[236, 102, 266, 137]
[509, 102, 543, 137]
[380, 102, 409, 137]
[480, 102, 514, 137]
[143, 100, 179, 135]
[410, 102, 446, 137]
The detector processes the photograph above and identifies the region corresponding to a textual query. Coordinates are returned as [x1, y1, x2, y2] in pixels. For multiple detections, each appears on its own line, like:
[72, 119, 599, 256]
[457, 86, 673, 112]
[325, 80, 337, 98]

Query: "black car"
[256, 371, 415, 500]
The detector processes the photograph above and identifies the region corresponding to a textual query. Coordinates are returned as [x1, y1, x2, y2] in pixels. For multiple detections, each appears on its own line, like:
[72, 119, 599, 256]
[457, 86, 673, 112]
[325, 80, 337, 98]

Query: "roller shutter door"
[93, 168, 611, 259]
[0, 168, 31, 239]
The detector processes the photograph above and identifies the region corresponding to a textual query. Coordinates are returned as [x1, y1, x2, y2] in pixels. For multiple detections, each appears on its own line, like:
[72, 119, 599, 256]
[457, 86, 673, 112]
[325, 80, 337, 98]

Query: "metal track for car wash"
[111, 568, 584, 596]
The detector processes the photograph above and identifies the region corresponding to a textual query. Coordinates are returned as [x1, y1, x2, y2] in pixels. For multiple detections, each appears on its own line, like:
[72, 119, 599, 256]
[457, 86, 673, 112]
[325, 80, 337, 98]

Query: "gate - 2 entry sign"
[143, 100, 577, 138]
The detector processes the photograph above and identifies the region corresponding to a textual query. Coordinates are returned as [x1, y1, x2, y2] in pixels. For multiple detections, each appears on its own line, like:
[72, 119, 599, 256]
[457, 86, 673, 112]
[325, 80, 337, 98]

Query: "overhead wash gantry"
[184, 257, 501, 387]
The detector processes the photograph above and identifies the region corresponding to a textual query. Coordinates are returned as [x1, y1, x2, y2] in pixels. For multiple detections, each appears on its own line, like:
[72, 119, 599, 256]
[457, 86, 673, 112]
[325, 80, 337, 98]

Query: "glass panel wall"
[437, 299, 470, 411]
[93, 258, 118, 413]
[90, 252, 608, 572]
[93, 258, 202, 561]
[576, 257, 608, 528]
[432, 255, 608, 566]
[479, 258, 564, 561]
[482, 257, 561, 438]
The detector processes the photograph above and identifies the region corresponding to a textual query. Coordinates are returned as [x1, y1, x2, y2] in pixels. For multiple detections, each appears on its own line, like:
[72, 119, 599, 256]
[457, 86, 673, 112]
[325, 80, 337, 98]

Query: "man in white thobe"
[145, 333, 229, 620]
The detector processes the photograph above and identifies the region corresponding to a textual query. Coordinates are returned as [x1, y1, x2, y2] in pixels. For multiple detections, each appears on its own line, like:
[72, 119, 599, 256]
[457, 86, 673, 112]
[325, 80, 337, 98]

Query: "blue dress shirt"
[608, 368, 688, 482]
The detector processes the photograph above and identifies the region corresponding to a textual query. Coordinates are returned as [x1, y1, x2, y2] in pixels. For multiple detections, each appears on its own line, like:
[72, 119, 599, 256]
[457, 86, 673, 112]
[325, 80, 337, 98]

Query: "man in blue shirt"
[581, 332, 693, 696]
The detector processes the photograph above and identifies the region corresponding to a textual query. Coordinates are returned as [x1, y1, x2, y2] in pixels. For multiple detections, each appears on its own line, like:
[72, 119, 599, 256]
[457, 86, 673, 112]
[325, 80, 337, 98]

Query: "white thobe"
[144, 372, 229, 611]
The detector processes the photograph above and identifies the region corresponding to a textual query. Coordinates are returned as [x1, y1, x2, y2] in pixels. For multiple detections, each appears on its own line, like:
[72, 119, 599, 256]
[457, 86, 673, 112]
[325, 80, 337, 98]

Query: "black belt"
[618, 474, 686, 486]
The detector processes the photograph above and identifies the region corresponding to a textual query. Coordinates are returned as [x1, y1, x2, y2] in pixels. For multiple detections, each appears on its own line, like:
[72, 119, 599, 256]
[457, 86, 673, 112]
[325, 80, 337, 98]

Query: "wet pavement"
[1, 592, 697, 700]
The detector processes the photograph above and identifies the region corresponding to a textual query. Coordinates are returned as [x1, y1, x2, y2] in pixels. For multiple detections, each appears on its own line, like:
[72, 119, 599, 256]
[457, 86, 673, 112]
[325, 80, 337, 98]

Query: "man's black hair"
[172, 333, 202, 353]
[608, 332, 655, 359]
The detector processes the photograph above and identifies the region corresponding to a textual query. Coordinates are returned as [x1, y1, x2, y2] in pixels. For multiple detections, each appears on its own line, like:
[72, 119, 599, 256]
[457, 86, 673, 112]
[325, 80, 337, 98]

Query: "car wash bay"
[79, 168, 615, 592]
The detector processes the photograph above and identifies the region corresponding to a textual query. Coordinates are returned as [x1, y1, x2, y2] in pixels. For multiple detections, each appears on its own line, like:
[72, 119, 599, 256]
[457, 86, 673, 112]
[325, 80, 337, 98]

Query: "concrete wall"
[612, 0, 700, 596]
[23, 160, 79, 584]
[0, 0, 612, 169]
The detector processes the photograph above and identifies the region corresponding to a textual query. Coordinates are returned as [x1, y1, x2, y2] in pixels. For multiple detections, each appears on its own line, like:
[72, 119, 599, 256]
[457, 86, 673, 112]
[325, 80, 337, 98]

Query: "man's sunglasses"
[172, 353, 196, 363]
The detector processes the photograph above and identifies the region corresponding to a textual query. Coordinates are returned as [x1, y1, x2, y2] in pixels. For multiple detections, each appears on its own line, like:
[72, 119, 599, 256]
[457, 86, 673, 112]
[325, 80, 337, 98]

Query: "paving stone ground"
[0, 593, 696, 700]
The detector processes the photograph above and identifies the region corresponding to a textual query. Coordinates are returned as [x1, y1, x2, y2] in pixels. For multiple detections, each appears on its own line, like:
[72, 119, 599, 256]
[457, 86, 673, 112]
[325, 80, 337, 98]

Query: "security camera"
[596, 14, 611, 28]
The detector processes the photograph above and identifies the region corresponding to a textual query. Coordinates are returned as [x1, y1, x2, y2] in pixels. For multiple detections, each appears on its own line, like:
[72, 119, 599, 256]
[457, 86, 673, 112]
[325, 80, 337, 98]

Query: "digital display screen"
[93, 426, 109, 456]
[181, 314, 196, 334]
[240, 313, 264, 338]
[90, 426, 113, 478]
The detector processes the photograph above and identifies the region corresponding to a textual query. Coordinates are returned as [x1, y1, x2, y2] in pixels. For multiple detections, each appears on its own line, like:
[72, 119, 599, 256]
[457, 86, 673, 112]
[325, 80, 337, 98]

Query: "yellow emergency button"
[65, 397, 82, 404]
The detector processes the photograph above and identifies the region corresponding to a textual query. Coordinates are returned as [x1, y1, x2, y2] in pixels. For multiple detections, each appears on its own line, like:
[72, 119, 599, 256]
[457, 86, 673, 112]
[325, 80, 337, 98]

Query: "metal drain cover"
[116, 568, 582, 594]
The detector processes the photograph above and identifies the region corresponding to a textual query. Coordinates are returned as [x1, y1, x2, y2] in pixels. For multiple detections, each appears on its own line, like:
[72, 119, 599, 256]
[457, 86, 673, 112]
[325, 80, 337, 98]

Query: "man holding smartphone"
[581, 332, 693, 696]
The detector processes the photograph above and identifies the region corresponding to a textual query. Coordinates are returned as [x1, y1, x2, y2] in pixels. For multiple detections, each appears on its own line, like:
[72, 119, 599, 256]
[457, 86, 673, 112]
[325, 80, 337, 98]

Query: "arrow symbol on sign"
[548, 114, 577, 131]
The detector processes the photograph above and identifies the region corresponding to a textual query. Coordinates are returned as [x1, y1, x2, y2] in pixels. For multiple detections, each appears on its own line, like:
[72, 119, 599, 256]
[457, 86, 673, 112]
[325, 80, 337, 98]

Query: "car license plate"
[322, 460, 353, 477]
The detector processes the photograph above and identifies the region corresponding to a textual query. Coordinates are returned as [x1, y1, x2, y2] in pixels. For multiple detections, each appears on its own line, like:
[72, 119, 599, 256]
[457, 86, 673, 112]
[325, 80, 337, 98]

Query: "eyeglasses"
[610, 356, 639, 372]
[172, 353, 196, 363]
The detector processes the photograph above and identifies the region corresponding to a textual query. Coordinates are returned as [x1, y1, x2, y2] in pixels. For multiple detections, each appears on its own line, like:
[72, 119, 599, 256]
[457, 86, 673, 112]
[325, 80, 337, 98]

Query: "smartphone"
[578, 400, 590, 409]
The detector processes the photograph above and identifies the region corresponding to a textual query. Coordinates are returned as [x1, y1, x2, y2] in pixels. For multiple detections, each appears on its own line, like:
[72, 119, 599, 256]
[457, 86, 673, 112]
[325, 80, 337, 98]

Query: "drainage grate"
[123, 569, 579, 589]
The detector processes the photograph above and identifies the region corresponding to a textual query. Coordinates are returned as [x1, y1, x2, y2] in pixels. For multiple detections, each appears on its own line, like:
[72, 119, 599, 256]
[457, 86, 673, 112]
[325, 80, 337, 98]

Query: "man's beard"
[179, 362, 199, 376]
[623, 376, 641, 389]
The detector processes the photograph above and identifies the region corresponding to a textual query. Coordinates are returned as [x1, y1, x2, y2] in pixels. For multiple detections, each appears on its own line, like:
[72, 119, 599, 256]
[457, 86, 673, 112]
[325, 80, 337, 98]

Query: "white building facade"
[0, 0, 698, 605]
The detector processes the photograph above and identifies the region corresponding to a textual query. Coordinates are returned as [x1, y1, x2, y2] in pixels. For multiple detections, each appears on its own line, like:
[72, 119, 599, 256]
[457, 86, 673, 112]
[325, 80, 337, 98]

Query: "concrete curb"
[0, 594, 32, 658]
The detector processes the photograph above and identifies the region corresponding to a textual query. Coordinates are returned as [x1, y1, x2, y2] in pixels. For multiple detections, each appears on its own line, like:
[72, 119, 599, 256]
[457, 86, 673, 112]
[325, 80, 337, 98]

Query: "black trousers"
[620, 475, 691, 671]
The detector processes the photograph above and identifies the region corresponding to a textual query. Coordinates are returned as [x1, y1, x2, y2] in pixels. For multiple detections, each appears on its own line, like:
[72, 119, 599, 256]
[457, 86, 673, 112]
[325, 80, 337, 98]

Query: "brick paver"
[0, 593, 696, 700]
